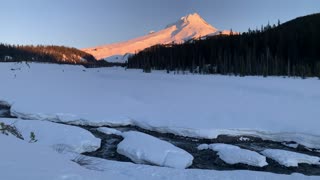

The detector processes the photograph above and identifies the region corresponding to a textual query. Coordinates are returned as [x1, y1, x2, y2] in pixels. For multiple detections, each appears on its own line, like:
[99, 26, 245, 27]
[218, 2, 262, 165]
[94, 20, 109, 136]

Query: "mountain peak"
[181, 13, 203, 22]
[166, 13, 215, 31]
[83, 13, 227, 61]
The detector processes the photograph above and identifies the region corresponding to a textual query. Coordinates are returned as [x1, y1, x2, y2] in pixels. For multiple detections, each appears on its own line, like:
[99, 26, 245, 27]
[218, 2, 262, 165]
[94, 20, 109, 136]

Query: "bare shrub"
[0, 122, 24, 140]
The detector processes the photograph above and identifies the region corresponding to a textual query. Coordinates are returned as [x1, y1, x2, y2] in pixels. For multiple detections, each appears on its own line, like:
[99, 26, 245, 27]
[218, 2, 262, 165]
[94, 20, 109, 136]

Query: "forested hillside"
[0, 44, 98, 64]
[0, 44, 127, 67]
[128, 13, 320, 78]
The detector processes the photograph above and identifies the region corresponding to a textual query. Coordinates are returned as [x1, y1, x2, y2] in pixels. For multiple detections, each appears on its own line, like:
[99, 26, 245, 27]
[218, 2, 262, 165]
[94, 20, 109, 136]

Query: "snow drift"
[198, 144, 268, 167]
[117, 131, 194, 169]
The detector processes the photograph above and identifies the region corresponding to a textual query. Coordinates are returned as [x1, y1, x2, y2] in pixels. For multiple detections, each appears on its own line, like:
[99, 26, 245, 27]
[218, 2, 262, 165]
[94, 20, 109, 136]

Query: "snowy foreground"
[1, 63, 320, 149]
[1, 132, 318, 180]
[1, 62, 320, 179]
[0, 118, 100, 155]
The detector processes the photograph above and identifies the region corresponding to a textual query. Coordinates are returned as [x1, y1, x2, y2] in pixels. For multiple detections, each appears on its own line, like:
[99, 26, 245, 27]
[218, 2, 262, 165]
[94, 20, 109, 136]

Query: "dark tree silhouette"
[128, 13, 320, 78]
[0, 44, 124, 68]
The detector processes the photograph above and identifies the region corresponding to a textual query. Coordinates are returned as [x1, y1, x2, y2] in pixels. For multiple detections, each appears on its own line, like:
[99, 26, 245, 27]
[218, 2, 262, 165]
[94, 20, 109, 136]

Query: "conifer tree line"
[127, 13, 320, 78]
[0, 44, 122, 67]
[0, 44, 95, 63]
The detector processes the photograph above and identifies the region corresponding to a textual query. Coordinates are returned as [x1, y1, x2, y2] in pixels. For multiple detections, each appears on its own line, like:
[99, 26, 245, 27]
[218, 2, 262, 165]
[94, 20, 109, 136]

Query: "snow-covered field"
[1, 62, 320, 179]
[1, 62, 320, 148]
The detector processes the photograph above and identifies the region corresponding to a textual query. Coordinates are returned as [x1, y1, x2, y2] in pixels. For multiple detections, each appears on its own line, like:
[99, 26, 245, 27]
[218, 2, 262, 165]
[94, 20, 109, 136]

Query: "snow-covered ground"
[1, 63, 320, 149]
[117, 131, 194, 169]
[0, 134, 109, 180]
[261, 149, 320, 167]
[0, 118, 100, 154]
[1, 133, 319, 180]
[198, 143, 268, 167]
[1, 62, 320, 179]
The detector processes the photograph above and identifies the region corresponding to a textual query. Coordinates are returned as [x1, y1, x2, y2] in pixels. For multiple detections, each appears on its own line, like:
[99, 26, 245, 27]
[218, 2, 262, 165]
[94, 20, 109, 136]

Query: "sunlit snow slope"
[83, 13, 231, 62]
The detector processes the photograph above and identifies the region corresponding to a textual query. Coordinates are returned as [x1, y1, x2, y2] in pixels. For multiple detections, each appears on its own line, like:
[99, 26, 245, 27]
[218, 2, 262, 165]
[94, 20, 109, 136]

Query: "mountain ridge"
[83, 13, 232, 62]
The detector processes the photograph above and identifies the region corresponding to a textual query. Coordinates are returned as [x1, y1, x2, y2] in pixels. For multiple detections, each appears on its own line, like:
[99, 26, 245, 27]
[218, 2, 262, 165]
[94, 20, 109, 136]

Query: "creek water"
[1, 101, 320, 176]
[83, 125, 320, 176]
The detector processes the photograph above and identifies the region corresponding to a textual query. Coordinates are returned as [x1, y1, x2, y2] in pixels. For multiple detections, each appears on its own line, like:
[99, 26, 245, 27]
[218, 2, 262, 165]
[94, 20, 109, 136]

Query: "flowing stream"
[81, 125, 320, 176]
[1, 101, 320, 176]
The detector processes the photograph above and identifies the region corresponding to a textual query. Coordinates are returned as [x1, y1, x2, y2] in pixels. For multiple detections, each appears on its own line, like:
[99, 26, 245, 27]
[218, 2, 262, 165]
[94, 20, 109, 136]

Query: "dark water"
[0, 101, 16, 118]
[1, 101, 320, 176]
[83, 125, 320, 176]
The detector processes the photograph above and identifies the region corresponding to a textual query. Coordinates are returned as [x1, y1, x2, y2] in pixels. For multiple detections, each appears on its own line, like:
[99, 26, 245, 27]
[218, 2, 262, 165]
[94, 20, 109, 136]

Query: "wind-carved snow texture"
[198, 144, 268, 167]
[117, 131, 194, 169]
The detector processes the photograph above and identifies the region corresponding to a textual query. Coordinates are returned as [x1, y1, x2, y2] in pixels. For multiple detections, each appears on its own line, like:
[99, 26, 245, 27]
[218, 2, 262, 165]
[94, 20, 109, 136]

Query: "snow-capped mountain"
[83, 13, 231, 62]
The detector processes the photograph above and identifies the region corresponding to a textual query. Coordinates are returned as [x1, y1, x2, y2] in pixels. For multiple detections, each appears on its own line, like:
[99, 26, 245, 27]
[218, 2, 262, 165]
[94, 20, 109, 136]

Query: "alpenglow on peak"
[83, 13, 232, 62]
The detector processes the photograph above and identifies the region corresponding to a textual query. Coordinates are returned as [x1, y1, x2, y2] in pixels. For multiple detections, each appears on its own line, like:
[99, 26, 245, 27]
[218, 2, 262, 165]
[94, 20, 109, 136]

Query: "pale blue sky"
[1, 0, 319, 48]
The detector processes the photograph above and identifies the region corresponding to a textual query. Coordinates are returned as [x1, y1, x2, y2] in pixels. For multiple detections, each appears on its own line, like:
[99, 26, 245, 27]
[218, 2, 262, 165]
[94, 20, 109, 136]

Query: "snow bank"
[198, 143, 268, 167]
[0, 134, 130, 180]
[1, 134, 318, 180]
[117, 131, 194, 169]
[83, 155, 319, 180]
[261, 149, 320, 167]
[97, 127, 122, 136]
[0, 118, 100, 154]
